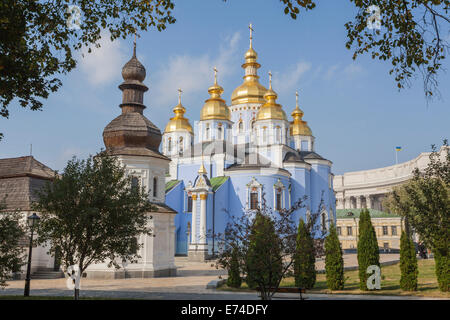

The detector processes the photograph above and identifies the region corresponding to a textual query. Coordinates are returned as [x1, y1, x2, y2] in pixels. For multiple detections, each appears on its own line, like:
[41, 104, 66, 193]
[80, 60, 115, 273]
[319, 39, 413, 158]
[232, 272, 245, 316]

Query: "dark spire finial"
[133, 32, 137, 58]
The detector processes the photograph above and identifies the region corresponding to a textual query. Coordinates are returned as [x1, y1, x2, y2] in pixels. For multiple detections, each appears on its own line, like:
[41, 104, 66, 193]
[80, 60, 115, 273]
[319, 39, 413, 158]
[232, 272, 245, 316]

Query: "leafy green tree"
[0, 0, 175, 140]
[33, 152, 153, 299]
[294, 219, 316, 289]
[245, 212, 283, 293]
[386, 140, 449, 292]
[325, 223, 344, 290]
[277, 0, 449, 100]
[0, 201, 26, 288]
[357, 209, 380, 290]
[400, 231, 418, 291]
[226, 246, 242, 288]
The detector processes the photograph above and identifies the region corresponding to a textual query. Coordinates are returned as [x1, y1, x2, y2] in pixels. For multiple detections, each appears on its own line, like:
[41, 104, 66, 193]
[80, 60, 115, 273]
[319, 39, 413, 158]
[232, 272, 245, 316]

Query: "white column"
[356, 196, 362, 209]
[344, 197, 350, 209]
[366, 195, 372, 209]
[199, 193, 207, 244]
[191, 194, 198, 244]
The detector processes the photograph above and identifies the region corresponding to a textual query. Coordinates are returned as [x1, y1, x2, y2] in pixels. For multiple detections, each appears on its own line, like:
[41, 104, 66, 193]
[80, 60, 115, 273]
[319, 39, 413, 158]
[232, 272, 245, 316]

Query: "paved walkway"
[2, 254, 427, 300]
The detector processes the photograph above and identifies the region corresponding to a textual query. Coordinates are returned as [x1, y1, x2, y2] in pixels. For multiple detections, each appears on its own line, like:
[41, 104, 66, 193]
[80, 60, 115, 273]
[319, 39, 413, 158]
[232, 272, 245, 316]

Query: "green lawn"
[219, 259, 449, 298]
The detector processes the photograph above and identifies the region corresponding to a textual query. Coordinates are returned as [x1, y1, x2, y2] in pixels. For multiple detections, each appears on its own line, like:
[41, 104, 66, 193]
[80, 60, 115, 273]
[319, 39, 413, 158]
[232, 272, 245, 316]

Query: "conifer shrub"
[400, 231, 418, 291]
[227, 246, 242, 288]
[357, 209, 380, 290]
[294, 219, 316, 289]
[325, 223, 344, 290]
[245, 213, 283, 290]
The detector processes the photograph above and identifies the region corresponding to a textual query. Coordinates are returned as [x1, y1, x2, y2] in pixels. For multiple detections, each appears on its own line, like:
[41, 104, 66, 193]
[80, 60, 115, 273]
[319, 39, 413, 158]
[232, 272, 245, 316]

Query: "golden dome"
[200, 71, 231, 121]
[231, 80, 268, 105]
[231, 26, 267, 105]
[255, 75, 287, 121]
[290, 92, 312, 136]
[164, 97, 193, 134]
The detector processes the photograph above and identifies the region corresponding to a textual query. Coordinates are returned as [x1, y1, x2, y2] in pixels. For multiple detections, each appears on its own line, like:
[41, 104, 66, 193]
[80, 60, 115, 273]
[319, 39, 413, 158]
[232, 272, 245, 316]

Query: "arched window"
[168, 138, 172, 152]
[238, 121, 243, 134]
[131, 176, 139, 190]
[276, 126, 281, 143]
[218, 124, 223, 140]
[262, 127, 267, 143]
[179, 136, 183, 153]
[153, 177, 158, 197]
[275, 188, 282, 211]
[250, 189, 259, 210]
[206, 124, 210, 140]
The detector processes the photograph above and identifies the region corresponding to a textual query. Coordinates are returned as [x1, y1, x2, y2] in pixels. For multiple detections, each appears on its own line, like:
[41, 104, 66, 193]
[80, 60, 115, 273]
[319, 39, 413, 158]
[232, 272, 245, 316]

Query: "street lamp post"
[24, 213, 40, 297]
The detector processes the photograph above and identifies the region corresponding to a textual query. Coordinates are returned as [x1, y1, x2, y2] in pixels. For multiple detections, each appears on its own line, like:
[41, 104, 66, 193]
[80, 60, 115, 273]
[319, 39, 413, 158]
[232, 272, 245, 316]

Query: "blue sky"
[0, 0, 449, 174]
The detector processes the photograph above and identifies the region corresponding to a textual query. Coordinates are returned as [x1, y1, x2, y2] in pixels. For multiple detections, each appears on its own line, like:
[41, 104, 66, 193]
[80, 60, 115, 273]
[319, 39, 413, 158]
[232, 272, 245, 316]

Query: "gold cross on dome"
[268, 71, 272, 89]
[249, 23, 254, 47]
[296, 91, 299, 107]
[213, 66, 218, 84]
[178, 88, 183, 104]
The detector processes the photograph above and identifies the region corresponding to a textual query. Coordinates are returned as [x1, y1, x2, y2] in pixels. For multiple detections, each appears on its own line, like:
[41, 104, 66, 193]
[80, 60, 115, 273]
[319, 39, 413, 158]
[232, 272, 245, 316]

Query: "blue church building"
[162, 28, 336, 261]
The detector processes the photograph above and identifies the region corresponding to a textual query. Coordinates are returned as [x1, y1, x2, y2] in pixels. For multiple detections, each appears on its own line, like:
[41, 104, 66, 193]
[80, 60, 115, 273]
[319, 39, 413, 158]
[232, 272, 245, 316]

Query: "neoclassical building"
[163, 27, 336, 261]
[334, 146, 449, 211]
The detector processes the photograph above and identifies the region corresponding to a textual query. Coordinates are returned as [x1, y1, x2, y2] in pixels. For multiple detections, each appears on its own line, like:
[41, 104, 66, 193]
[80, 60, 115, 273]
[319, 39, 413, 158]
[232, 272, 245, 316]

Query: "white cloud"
[272, 62, 312, 95]
[343, 63, 364, 77]
[322, 63, 364, 81]
[324, 64, 340, 80]
[78, 32, 128, 86]
[149, 32, 241, 107]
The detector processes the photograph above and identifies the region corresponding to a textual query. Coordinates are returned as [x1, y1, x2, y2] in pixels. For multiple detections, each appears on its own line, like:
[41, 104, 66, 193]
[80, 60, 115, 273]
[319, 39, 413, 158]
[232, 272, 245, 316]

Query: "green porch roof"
[165, 180, 180, 193]
[336, 208, 401, 219]
[210, 176, 229, 191]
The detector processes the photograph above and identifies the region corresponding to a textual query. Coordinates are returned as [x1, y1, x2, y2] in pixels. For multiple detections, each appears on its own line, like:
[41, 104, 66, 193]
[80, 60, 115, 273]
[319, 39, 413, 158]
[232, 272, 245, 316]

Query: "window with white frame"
[246, 177, 262, 210]
[250, 190, 259, 210]
[273, 179, 285, 211]
[275, 188, 282, 211]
